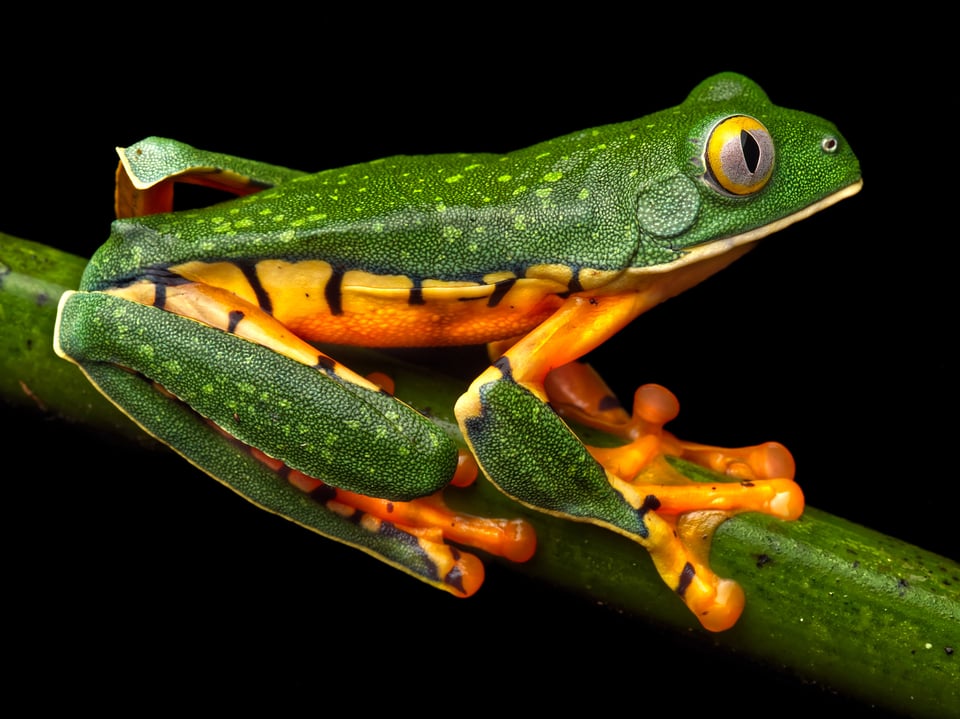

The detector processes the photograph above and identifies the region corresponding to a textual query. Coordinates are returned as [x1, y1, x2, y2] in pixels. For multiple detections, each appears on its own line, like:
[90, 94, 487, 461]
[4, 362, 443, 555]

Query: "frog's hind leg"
[114, 136, 307, 218]
[246, 445, 536, 597]
[58, 289, 535, 599]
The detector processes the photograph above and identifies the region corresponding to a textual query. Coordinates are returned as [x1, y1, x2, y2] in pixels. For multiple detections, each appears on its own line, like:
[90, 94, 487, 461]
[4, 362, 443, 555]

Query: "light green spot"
[464, 164, 482, 171]
[497, 174, 512, 183]
[578, 188, 590, 200]
[436, 201, 447, 213]
[512, 185, 527, 196]
[443, 226, 462, 240]
[446, 174, 464, 183]
[536, 188, 552, 199]
[514, 215, 526, 231]
[543, 171, 563, 182]
[234, 218, 254, 229]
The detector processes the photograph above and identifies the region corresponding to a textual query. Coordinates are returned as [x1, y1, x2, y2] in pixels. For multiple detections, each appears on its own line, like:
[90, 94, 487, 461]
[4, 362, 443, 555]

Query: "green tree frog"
[54, 72, 861, 631]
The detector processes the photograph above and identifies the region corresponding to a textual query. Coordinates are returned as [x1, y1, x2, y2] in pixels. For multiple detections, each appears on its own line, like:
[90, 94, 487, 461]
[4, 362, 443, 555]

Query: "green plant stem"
[2, 231, 957, 717]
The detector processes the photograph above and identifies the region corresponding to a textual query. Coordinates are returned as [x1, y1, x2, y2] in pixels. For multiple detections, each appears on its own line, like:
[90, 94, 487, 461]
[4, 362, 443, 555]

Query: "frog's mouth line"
[677, 179, 863, 268]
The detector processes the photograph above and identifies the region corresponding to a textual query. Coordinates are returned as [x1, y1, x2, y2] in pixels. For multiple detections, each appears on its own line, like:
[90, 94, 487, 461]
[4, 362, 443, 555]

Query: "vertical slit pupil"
[740, 130, 761, 174]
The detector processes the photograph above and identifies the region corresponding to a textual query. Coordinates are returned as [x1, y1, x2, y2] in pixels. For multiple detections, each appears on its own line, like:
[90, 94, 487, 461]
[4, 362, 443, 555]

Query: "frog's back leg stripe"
[227, 310, 244, 334]
[314, 354, 337, 373]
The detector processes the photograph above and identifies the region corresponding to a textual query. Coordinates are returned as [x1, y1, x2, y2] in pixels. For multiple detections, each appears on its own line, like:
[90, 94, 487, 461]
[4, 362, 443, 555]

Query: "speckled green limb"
[2, 231, 957, 718]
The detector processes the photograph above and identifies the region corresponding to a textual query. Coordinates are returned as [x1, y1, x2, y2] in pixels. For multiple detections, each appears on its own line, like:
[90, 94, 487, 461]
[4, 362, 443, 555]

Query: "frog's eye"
[704, 115, 775, 196]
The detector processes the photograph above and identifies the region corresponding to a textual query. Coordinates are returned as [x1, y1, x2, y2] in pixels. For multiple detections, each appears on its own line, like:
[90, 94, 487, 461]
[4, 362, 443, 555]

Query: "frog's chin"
[688, 179, 864, 267]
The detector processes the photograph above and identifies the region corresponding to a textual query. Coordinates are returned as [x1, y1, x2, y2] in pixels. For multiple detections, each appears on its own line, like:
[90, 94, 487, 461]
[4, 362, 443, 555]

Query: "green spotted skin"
[82, 73, 860, 293]
[58, 292, 458, 500]
[464, 358, 651, 537]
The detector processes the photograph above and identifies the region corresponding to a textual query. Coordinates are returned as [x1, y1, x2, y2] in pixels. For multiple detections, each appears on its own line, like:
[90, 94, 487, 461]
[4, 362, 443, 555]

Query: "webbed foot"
[544, 361, 804, 630]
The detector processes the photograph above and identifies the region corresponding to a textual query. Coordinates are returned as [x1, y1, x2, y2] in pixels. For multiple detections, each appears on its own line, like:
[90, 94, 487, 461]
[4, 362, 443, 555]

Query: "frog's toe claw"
[740, 441, 795, 480]
[632, 383, 681, 427]
[499, 519, 538, 563]
[762, 477, 805, 520]
[676, 440, 796, 481]
[688, 578, 745, 632]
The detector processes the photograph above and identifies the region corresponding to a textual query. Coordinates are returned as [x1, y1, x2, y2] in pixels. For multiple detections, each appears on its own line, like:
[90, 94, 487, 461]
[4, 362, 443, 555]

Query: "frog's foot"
[250, 446, 536, 597]
[644, 509, 747, 631]
[605, 455, 802, 631]
[545, 362, 796, 481]
[545, 363, 803, 628]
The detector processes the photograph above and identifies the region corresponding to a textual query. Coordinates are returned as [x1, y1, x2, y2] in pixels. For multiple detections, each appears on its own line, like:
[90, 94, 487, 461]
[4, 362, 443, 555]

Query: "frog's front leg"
[456, 292, 803, 631]
[545, 362, 797, 481]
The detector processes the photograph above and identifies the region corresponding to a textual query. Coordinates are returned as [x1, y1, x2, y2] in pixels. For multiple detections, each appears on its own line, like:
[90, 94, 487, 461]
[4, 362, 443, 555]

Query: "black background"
[3, 18, 953, 715]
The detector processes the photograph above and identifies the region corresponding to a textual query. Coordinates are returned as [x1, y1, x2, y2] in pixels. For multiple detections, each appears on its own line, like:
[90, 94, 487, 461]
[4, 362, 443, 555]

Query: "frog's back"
[86, 115, 671, 295]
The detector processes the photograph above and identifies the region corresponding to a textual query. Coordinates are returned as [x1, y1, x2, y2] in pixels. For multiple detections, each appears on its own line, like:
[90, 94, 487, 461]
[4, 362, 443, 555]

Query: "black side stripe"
[236, 260, 273, 314]
[325, 268, 344, 316]
[488, 278, 516, 308]
[409, 283, 425, 306]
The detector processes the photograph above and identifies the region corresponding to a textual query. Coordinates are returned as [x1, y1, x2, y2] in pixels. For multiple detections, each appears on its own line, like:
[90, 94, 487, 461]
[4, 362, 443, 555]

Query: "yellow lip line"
[670, 178, 864, 270]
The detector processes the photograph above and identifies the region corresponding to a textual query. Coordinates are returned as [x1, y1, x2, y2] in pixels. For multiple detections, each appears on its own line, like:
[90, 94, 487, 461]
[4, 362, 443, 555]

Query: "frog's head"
[633, 72, 862, 270]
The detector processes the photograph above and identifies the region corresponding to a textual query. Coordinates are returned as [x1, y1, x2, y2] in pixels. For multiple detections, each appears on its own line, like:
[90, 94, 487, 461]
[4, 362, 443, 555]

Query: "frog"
[53, 72, 861, 631]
